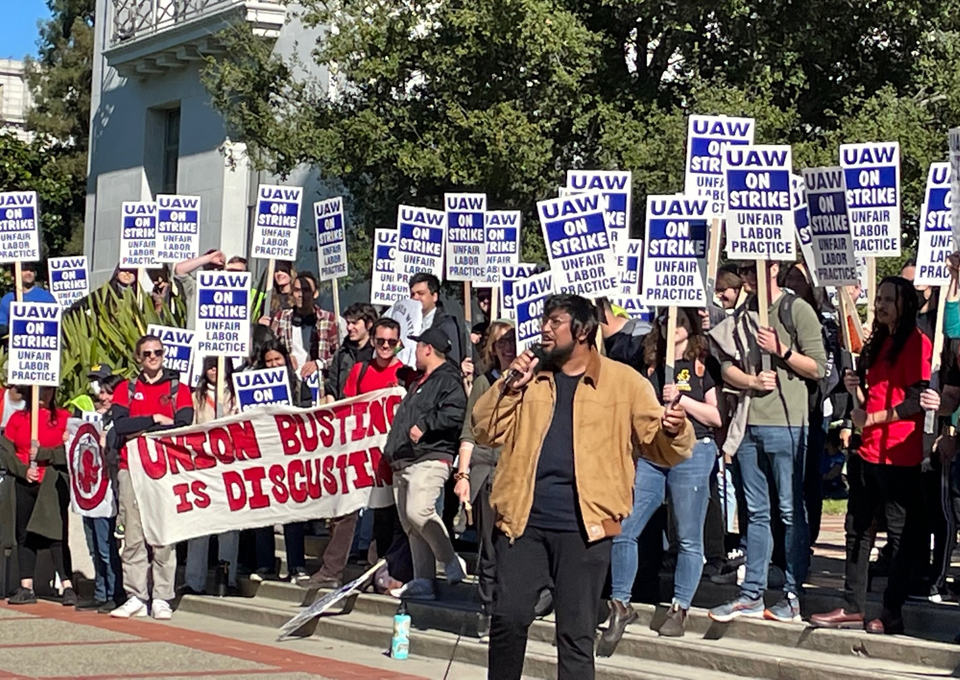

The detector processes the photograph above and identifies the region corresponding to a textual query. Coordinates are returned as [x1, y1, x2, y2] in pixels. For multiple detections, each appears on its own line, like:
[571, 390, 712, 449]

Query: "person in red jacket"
[109, 334, 193, 621]
[2, 387, 73, 605]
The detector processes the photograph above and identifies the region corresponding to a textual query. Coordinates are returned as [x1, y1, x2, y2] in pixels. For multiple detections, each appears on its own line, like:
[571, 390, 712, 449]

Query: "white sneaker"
[111, 597, 147, 618]
[389, 578, 436, 601]
[444, 555, 467, 585]
[151, 599, 172, 620]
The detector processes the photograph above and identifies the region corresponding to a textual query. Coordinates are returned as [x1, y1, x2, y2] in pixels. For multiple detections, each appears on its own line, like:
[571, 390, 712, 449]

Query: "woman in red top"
[2, 387, 74, 605]
[811, 277, 938, 635]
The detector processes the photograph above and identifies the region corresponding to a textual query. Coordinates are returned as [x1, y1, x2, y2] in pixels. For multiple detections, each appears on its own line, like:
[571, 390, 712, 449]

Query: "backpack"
[127, 376, 180, 408]
[777, 293, 842, 413]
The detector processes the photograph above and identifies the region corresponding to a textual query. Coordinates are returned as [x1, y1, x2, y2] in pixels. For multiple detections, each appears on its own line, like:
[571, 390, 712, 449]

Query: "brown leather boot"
[809, 608, 864, 629]
[596, 600, 638, 658]
[658, 602, 687, 637]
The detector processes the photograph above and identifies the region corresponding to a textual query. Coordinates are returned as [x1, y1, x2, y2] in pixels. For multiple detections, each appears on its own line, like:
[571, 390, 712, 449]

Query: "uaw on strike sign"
[126, 388, 404, 546]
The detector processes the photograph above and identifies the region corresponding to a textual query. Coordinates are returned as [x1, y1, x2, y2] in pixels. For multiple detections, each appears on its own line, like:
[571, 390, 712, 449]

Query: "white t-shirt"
[1, 390, 26, 429]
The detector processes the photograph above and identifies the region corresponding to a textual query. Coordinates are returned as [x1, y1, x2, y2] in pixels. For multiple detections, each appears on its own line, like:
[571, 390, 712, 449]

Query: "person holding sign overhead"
[110, 334, 194, 621]
[0, 262, 55, 337]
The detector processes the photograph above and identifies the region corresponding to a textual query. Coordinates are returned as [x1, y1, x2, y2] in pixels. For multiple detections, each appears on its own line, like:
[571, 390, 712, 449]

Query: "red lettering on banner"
[298, 413, 319, 453]
[209, 426, 234, 464]
[269, 464, 289, 503]
[322, 455, 337, 494]
[289, 459, 307, 503]
[276, 414, 300, 455]
[243, 467, 270, 509]
[336, 453, 349, 492]
[306, 459, 322, 498]
[317, 410, 335, 447]
[369, 446, 393, 486]
[184, 432, 215, 470]
[138, 438, 167, 479]
[192, 480, 210, 509]
[349, 450, 375, 489]
[224, 471, 246, 511]
[173, 483, 192, 513]
[332, 405, 351, 446]
[386, 394, 401, 425]
[367, 399, 386, 436]
[228, 421, 261, 460]
[351, 402, 369, 441]
[166, 440, 196, 475]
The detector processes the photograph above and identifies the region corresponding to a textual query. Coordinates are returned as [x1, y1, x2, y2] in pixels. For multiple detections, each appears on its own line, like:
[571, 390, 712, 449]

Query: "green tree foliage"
[201, 0, 960, 275]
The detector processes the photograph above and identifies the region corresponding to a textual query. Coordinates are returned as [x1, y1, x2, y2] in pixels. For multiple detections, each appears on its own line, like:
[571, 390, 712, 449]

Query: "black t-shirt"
[646, 355, 721, 440]
[527, 371, 582, 532]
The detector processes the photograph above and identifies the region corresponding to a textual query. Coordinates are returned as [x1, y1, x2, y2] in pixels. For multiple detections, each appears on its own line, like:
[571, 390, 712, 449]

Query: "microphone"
[502, 343, 547, 393]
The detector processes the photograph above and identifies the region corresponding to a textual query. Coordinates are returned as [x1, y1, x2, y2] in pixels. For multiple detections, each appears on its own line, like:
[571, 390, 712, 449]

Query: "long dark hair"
[255, 340, 300, 399]
[643, 307, 709, 367]
[860, 276, 919, 371]
[196, 356, 235, 406]
[19, 386, 61, 425]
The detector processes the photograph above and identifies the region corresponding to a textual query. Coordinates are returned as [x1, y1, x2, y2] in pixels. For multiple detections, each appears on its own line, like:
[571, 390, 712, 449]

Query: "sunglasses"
[374, 338, 399, 348]
[141, 349, 164, 358]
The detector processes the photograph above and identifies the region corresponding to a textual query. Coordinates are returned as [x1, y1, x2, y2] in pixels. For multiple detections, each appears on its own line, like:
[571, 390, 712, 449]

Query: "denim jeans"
[82, 516, 121, 603]
[736, 425, 808, 599]
[611, 439, 717, 609]
[185, 531, 240, 591]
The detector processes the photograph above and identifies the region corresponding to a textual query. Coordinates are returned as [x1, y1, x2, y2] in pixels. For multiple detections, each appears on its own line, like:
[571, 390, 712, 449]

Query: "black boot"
[596, 600, 637, 658]
[658, 602, 687, 637]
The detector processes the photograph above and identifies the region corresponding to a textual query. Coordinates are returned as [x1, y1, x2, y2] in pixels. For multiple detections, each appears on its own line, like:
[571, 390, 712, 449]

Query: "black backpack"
[127, 376, 181, 407]
[777, 293, 842, 413]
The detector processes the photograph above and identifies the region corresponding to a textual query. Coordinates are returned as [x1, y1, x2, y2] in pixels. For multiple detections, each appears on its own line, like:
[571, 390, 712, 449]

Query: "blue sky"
[1, 0, 51, 60]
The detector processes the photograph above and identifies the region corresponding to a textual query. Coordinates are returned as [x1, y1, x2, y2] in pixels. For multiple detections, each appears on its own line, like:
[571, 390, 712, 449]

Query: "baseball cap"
[87, 363, 114, 381]
[409, 327, 452, 355]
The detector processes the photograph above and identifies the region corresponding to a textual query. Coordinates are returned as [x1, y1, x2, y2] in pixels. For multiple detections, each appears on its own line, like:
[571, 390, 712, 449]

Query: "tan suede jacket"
[472, 350, 695, 542]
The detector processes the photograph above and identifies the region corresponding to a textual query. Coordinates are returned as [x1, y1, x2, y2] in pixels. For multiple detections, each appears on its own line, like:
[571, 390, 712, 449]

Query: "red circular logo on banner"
[69, 421, 109, 512]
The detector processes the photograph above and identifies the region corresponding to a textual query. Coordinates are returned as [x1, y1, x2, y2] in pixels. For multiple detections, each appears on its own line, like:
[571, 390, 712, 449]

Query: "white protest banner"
[801, 167, 859, 287]
[444, 193, 487, 282]
[126, 388, 403, 546]
[839, 142, 901, 257]
[514, 271, 554, 353]
[538, 193, 618, 297]
[384, 299, 422, 369]
[233, 367, 291, 412]
[66, 418, 114, 518]
[483, 210, 521, 284]
[642, 196, 709, 306]
[723, 145, 795, 260]
[156, 194, 200, 263]
[791, 175, 819, 287]
[8, 302, 61, 386]
[120, 201, 158, 268]
[915, 162, 953, 286]
[611, 297, 654, 322]
[950, 129, 960, 245]
[684, 115, 756, 217]
[396, 206, 445, 278]
[370, 228, 407, 306]
[195, 271, 251, 357]
[48, 256, 88, 309]
[500, 263, 540, 320]
[252, 185, 302, 261]
[314, 197, 348, 282]
[147, 324, 194, 383]
[565, 171, 632, 246]
[618, 239, 643, 296]
[0, 191, 41, 262]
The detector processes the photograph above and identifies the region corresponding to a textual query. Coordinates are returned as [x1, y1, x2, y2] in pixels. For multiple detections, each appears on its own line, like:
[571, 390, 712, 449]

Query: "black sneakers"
[8, 587, 37, 605]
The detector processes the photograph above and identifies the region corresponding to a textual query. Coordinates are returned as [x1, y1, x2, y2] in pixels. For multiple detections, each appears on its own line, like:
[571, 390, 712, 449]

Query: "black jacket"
[383, 361, 466, 469]
[324, 340, 375, 401]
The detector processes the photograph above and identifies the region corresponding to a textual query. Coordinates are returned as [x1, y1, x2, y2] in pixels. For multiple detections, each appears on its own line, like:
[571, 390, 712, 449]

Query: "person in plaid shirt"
[269, 273, 339, 384]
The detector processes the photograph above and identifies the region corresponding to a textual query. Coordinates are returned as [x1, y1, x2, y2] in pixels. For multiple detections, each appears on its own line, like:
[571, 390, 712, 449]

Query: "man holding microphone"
[472, 294, 693, 680]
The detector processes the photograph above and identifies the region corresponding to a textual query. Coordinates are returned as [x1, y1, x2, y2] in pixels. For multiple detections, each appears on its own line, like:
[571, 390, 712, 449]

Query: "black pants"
[918, 458, 953, 591]
[475, 478, 496, 609]
[843, 456, 922, 615]
[15, 478, 68, 583]
[804, 412, 825, 546]
[490, 527, 611, 680]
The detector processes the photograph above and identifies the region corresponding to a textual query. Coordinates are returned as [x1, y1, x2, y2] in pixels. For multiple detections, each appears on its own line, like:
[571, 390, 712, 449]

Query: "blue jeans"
[736, 425, 808, 599]
[82, 516, 121, 602]
[611, 439, 717, 609]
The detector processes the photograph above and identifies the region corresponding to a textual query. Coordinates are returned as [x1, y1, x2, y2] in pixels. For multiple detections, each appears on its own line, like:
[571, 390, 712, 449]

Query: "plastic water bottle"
[391, 602, 410, 660]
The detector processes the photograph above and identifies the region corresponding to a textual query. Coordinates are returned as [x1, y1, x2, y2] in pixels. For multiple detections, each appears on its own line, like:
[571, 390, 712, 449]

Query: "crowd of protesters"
[3, 247, 960, 680]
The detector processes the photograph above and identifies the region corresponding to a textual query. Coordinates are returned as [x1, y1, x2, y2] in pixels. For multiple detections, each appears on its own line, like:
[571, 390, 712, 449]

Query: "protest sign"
[383, 299, 422, 369]
[801, 167, 859, 287]
[48, 256, 88, 309]
[500, 263, 540, 320]
[723, 145, 795, 260]
[396, 206, 445, 278]
[233, 367, 292, 412]
[195, 271, 251, 357]
[611, 297, 654, 322]
[444, 193, 487, 282]
[252, 184, 303, 261]
[315, 197, 348, 282]
[126, 388, 403, 546]
[370, 228, 407, 306]
[792, 175, 819, 287]
[915, 162, 952, 286]
[565, 171, 632, 246]
[0, 191, 41, 263]
[642, 196, 709, 306]
[8, 302, 61, 386]
[618, 239, 643, 296]
[950, 129, 960, 245]
[684, 115, 756, 217]
[839, 142, 901, 257]
[147, 324, 194, 383]
[304, 372, 321, 406]
[514, 271, 554, 353]
[156, 194, 200, 263]
[538, 193, 618, 297]
[120, 201, 158, 268]
[484, 210, 521, 284]
[66, 418, 114, 518]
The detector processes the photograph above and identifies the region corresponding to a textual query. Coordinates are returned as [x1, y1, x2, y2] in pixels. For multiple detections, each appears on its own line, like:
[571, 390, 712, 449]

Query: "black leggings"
[15, 477, 71, 583]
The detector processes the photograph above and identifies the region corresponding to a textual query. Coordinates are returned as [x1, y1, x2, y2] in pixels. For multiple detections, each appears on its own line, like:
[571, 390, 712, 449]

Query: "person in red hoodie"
[109, 334, 193, 621]
[2, 387, 73, 605]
